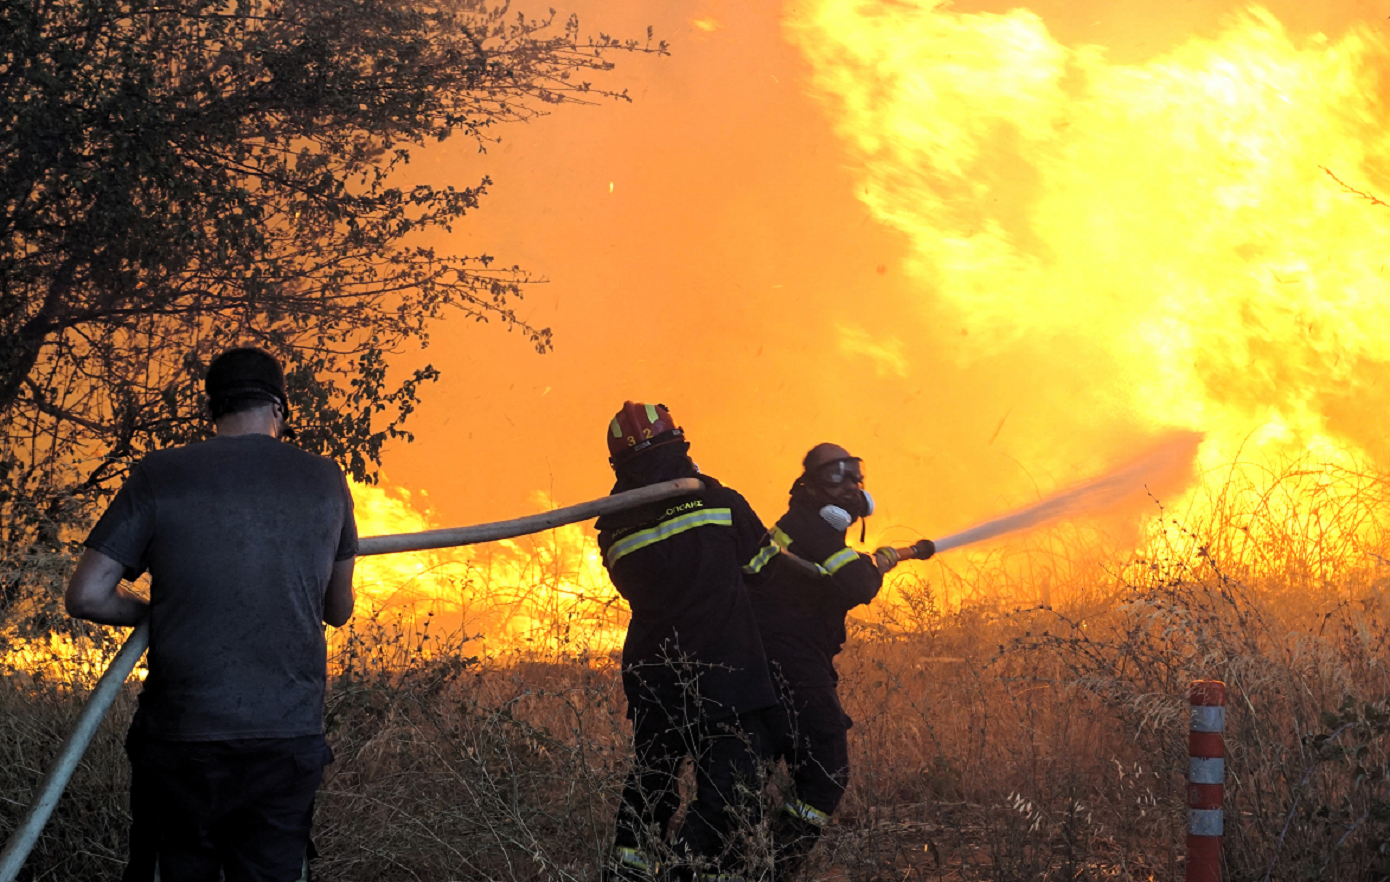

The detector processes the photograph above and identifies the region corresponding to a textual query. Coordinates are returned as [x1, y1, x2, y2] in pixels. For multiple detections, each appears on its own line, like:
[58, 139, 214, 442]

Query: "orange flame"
[349, 480, 627, 657]
[788, 1, 1390, 473]
[20, 3, 1390, 678]
[365, 3, 1388, 587]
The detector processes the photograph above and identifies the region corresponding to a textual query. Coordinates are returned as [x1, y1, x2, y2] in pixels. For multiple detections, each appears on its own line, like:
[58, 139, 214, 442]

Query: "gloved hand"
[911, 539, 936, 560]
[873, 546, 900, 574]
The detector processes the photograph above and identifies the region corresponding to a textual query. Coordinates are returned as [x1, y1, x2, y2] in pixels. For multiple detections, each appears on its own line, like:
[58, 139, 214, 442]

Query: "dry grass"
[5, 461, 1390, 880]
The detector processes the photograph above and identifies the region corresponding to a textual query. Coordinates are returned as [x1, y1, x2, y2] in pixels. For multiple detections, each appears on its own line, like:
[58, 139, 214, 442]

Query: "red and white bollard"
[1187, 680, 1226, 882]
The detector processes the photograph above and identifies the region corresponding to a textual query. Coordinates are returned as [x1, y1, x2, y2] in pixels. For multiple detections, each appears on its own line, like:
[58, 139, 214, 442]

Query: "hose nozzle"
[903, 539, 936, 561]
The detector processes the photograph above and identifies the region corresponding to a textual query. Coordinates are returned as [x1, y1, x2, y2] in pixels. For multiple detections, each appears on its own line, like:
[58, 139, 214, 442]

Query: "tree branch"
[1320, 166, 1389, 208]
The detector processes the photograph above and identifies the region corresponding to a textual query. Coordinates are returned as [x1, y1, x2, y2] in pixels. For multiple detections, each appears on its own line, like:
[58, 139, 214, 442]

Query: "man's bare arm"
[323, 557, 355, 627]
[65, 549, 149, 626]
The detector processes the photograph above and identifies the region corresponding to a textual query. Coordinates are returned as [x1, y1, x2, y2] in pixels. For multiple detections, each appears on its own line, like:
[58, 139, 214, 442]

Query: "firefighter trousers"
[614, 705, 766, 874]
[763, 692, 851, 878]
[769, 714, 849, 821]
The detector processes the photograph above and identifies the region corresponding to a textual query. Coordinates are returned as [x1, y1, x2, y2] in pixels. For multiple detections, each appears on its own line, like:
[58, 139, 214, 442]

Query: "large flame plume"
[17, 2, 1390, 672]
[786, 0, 1390, 467]
[338, 0, 1390, 632]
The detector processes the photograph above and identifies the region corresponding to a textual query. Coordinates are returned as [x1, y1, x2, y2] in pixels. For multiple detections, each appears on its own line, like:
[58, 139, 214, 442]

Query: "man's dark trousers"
[123, 732, 332, 882]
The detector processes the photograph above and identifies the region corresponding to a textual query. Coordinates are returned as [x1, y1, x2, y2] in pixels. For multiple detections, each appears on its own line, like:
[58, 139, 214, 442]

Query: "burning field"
[6, 0, 1390, 879]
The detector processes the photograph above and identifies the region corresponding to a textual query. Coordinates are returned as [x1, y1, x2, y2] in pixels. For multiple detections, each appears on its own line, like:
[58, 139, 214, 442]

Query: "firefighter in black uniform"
[596, 402, 779, 882]
[748, 443, 935, 878]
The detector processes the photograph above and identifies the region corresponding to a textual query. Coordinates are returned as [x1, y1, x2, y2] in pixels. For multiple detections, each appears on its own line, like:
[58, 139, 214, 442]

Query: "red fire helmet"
[607, 401, 684, 465]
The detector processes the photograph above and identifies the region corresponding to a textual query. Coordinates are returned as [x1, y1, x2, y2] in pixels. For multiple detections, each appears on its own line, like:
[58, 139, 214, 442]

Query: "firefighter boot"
[771, 802, 827, 880]
[601, 846, 656, 882]
[662, 865, 745, 882]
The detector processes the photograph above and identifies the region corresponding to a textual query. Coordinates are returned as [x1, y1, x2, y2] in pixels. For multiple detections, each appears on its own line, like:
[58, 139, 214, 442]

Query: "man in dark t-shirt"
[66, 347, 357, 882]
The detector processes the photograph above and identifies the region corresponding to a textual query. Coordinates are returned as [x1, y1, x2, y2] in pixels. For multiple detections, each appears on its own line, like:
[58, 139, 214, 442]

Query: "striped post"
[1187, 680, 1226, 882]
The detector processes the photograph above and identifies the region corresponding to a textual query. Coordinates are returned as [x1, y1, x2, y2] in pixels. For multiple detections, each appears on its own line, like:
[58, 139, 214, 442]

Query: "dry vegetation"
[5, 462, 1390, 880]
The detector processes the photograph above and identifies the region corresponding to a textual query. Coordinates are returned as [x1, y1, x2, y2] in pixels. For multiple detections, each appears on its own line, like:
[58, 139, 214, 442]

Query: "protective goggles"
[813, 458, 865, 487]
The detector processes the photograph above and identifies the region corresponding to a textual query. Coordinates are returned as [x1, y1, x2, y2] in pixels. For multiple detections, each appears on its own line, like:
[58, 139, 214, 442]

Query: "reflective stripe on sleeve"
[770, 525, 794, 550]
[606, 508, 734, 566]
[821, 547, 860, 575]
[741, 542, 780, 575]
[784, 799, 830, 827]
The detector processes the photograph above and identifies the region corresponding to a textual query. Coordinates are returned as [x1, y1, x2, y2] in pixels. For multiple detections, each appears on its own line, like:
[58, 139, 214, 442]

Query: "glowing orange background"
[374, 0, 1390, 555]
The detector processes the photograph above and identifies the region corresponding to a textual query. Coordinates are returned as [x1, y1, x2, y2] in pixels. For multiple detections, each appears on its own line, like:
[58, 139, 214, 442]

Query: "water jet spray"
[887, 431, 1203, 559]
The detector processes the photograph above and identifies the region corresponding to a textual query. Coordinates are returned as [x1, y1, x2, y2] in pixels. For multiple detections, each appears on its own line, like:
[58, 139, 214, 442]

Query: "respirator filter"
[859, 489, 875, 518]
[819, 505, 854, 532]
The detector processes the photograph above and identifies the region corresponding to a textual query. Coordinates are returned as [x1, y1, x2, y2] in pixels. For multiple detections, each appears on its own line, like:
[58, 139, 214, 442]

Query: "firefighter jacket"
[747, 499, 884, 701]
[596, 467, 778, 724]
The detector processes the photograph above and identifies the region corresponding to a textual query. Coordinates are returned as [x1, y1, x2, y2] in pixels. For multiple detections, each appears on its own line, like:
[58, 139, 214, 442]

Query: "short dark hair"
[215, 396, 278, 417]
[206, 347, 289, 420]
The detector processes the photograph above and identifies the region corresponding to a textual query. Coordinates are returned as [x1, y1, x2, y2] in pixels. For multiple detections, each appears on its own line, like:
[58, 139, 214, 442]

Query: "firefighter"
[595, 402, 779, 882]
[748, 443, 934, 878]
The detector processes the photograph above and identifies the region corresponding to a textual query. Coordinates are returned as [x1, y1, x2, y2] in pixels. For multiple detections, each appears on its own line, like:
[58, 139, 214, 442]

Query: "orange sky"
[376, 0, 1390, 550]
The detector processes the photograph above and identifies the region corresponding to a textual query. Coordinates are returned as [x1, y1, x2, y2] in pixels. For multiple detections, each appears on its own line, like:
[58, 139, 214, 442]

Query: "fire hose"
[0, 477, 703, 882]
[0, 433, 1175, 879]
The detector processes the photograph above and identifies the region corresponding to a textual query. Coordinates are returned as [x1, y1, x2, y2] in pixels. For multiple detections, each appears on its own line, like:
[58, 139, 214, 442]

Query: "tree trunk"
[0, 261, 75, 417]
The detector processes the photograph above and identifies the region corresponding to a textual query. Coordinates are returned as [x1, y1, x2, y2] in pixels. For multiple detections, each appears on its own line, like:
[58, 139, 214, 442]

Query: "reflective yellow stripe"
[606, 508, 734, 566]
[771, 526, 794, 549]
[821, 547, 859, 575]
[741, 542, 779, 575]
[645, 403, 660, 423]
[616, 846, 652, 870]
[785, 798, 830, 827]
[610, 417, 623, 438]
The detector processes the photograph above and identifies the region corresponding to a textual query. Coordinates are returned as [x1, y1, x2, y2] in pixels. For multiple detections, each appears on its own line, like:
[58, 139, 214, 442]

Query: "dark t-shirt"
[84, 434, 357, 741]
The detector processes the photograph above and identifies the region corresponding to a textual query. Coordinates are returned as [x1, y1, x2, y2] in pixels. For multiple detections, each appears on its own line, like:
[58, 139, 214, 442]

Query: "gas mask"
[808, 458, 873, 532]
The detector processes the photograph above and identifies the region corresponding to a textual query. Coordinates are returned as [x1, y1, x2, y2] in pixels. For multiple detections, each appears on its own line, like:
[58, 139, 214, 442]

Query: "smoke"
[933, 430, 1203, 553]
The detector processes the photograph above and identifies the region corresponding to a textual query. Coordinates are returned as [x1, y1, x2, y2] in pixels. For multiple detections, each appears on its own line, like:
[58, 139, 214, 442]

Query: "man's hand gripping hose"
[0, 477, 705, 882]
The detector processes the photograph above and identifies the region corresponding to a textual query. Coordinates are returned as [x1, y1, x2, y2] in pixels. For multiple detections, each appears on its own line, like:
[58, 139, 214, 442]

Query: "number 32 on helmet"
[607, 402, 684, 466]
